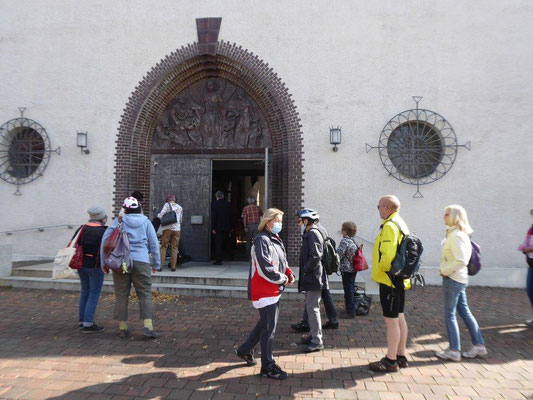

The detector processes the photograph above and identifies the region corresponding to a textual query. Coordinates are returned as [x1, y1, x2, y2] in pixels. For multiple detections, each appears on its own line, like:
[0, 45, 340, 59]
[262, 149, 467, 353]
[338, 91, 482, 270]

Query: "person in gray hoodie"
[101, 197, 161, 338]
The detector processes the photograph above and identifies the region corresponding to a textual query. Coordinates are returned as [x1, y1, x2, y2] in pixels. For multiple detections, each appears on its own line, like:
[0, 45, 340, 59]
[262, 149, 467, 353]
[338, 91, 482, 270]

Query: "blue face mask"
[300, 223, 306, 236]
[271, 222, 282, 235]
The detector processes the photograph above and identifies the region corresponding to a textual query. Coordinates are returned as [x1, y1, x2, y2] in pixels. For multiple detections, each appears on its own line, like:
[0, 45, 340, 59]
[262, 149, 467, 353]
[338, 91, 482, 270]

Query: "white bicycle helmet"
[298, 208, 320, 220]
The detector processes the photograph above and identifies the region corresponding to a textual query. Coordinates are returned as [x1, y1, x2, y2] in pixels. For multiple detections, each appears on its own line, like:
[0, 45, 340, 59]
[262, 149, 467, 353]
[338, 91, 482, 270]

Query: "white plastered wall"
[0, 1, 531, 287]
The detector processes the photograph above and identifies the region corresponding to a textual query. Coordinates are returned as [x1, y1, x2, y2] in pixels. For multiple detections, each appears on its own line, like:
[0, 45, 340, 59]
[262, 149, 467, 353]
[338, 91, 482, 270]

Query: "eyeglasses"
[376, 205, 380, 210]
[444, 213, 450, 216]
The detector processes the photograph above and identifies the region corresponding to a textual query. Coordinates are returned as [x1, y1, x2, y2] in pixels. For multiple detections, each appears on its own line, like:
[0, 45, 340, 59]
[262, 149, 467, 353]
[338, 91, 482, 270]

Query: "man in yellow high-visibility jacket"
[369, 195, 411, 373]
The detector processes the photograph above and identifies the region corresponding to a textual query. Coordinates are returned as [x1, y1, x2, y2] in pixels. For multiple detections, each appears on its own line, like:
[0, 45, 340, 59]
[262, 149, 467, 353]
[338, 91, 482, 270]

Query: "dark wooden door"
[151, 155, 211, 261]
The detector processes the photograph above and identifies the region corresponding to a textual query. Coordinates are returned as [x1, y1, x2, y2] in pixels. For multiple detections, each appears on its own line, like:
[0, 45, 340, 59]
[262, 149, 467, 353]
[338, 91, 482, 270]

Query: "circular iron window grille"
[0, 117, 52, 187]
[366, 97, 470, 198]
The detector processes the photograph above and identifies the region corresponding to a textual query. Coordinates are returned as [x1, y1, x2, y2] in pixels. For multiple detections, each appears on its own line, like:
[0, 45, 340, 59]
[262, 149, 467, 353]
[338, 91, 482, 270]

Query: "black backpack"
[311, 228, 340, 275]
[386, 220, 424, 280]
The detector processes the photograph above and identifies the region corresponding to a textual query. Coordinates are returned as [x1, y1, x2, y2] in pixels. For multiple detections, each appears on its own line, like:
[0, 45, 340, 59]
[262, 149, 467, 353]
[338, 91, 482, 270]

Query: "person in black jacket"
[75, 207, 108, 333]
[211, 190, 232, 265]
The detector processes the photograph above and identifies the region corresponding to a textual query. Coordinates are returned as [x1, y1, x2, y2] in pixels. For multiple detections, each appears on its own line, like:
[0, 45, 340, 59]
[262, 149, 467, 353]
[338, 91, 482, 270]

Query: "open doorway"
[211, 159, 265, 261]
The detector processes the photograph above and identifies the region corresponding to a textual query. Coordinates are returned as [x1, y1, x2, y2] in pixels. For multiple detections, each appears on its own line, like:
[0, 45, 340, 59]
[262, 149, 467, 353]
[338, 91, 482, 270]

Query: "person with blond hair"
[435, 205, 487, 361]
[236, 208, 295, 380]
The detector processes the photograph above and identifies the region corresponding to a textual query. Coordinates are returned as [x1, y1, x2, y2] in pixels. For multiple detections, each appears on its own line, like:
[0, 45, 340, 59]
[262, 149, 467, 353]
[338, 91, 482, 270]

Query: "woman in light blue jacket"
[101, 197, 161, 339]
[435, 205, 487, 362]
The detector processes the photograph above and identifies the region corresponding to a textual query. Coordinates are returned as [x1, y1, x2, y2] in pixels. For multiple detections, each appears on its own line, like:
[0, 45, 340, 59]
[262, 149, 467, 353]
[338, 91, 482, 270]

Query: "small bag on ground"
[354, 285, 372, 316]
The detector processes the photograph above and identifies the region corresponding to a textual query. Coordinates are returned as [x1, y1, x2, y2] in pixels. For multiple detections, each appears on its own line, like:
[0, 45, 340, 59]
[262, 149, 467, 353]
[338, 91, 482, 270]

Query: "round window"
[387, 121, 444, 179]
[0, 118, 52, 186]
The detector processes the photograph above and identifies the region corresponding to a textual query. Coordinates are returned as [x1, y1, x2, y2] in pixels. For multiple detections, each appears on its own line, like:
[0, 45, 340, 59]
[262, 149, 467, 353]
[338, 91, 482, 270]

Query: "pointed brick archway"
[114, 41, 303, 263]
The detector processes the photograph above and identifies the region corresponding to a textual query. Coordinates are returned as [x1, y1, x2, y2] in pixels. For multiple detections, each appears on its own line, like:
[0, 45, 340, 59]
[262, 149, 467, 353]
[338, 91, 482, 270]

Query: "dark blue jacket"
[211, 199, 232, 231]
[298, 224, 329, 292]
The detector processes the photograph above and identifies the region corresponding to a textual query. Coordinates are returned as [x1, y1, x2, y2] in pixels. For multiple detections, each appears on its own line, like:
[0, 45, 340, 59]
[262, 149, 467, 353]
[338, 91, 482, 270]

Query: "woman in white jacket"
[435, 205, 487, 362]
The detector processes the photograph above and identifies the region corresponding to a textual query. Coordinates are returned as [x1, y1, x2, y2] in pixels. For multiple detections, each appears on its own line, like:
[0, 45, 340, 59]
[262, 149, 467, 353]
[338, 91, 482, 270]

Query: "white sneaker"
[435, 349, 461, 362]
[462, 345, 488, 359]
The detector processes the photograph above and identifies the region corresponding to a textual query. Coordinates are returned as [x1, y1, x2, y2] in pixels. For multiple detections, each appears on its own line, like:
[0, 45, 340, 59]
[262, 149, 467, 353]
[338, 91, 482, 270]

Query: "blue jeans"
[341, 271, 357, 314]
[442, 277, 484, 351]
[527, 267, 533, 307]
[78, 268, 105, 325]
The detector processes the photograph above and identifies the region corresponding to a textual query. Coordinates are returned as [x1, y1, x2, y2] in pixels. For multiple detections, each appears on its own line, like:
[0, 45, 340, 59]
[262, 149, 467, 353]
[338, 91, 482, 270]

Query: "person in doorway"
[101, 197, 161, 339]
[75, 207, 108, 333]
[518, 209, 533, 327]
[369, 195, 410, 372]
[241, 196, 263, 260]
[336, 221, 360, 318]
[292, 210, 339, 335]
[236, 208, 294, 380]
[436, 205, 487, 361]
[296, 208, 335, 352]
[211, 190, 232, 265]
[158, 194, 183, 271]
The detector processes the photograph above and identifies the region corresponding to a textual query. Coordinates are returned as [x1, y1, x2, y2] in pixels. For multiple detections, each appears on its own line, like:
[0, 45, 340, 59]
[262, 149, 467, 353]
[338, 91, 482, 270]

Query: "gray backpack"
[104, 222, 131, 273]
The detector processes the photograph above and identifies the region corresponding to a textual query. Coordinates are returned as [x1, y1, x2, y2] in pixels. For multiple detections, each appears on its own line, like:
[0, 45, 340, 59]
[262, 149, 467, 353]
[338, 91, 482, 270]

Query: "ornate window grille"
[366, 97, 470, 198]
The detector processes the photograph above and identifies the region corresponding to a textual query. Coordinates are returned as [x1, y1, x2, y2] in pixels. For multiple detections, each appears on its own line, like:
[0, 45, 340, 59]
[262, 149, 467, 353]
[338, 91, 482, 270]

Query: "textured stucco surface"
[1, 1, 532, 286]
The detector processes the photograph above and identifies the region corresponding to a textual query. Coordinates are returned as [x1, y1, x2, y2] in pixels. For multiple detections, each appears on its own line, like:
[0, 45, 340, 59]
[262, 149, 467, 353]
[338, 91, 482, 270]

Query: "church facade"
[1, 1, 531, 287]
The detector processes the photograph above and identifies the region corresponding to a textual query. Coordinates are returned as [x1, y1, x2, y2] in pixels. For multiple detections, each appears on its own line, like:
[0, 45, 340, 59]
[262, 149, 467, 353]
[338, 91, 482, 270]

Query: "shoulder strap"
[310, 227, 326, 240]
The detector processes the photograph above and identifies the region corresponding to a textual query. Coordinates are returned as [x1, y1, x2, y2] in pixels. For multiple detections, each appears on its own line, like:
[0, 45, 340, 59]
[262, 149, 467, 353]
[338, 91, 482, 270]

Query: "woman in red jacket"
[236, 208, 295, 380]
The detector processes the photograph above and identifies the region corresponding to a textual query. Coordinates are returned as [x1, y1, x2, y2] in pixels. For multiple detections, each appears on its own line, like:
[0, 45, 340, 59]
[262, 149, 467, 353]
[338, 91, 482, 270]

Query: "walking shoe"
[322, 321, 339, 329]
[142, 327, 159, 339]
[291, 322, 310, 332]
[300, 335, 312, 345]
[526, 319, 533, 327]
[81, 324, 105, 334]
[435, 349, 461, 362]
[369, 357, 398, 372]
[303, 342, 324, 352]
[340, 312, 355, 319]
[235, 349, 257, 366]
[260, 364, 288, 380]
[170, 268, 176, 272]
[119, 329, 129, 339]
[397, 355, 409, 368]
[462, 345, 488, 359]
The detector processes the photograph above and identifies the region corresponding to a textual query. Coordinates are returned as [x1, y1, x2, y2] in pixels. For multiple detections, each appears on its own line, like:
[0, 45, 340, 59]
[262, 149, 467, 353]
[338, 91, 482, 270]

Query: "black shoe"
[369, 357, 398, 373]
[397, 355, 409, 368]
[322, 321, 339, 330]
[170, 268, 176, 272]
[260, 364, 288, 380]
[119, 329, 129, 339]
[303, 342, 324, 353]
[213, 261, 222, 265]
[301, 335, 312, 345]
[82, 324, 105, 334]
[236, 350, 257, 366]
[143, 328, 159, 339]
[291, 322, 310, 332]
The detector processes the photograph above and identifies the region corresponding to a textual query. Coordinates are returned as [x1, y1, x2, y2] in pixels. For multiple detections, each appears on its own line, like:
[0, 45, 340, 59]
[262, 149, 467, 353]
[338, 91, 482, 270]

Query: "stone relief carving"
[152, 78, 271, 149]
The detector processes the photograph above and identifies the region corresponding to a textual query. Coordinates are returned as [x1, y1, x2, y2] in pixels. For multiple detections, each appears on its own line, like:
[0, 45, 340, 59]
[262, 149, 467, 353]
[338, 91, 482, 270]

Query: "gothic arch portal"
[114, 41, 303, 262]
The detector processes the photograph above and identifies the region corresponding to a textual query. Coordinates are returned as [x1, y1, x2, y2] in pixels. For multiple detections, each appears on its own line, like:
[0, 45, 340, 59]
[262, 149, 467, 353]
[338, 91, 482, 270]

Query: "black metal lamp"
[77, 131, 90, 154]
[330, 127, 342, 152]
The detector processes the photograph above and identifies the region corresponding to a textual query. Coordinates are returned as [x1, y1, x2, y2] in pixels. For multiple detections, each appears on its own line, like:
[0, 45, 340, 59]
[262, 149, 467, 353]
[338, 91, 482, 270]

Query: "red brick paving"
[0, 286, 531, 399]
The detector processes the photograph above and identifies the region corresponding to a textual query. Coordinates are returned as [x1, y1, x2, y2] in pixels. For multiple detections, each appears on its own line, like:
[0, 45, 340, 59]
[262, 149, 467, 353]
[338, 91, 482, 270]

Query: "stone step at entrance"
[3, 261, 376, 299]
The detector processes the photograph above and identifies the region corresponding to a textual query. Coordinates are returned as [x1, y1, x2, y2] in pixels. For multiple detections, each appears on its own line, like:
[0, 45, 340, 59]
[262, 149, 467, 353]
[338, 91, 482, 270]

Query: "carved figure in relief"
[171, 95, 203, 145]
[153, 78, 270, 150]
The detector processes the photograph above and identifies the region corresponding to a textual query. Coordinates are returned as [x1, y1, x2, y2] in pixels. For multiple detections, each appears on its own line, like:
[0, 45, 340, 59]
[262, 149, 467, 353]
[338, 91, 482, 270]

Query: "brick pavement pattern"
[0, 286, 531, 400]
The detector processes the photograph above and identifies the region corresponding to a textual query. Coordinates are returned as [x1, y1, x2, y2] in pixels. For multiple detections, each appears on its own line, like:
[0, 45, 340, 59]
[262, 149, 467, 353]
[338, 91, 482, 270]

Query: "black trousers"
[214, 230, 229, 263]
[238, 301, 279, 370]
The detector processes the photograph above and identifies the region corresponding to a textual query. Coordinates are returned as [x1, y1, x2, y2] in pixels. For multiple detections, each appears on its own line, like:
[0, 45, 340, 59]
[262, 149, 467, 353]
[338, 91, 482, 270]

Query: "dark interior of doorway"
[211, 159, 264, 262]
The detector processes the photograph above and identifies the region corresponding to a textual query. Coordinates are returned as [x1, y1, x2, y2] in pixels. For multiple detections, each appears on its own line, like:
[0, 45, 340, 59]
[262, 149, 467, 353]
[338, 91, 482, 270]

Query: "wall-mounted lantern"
[77, 131, 90, 154]
[330, 126, 342, 152]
